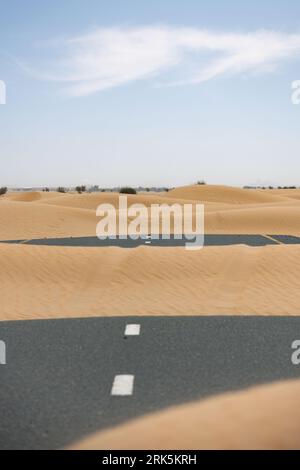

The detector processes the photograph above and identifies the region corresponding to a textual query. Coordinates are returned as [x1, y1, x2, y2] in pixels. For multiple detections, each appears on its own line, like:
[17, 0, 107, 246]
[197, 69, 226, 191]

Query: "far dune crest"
[166, 184, 290, 204]
[1, 185, 300, 239]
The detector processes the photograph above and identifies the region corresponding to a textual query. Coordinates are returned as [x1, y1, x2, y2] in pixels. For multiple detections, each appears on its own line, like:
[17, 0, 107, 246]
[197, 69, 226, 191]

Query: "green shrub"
[0, 187, 7, 196]
[75, 185, 86, 194]
[57, 187, 66, 193]
[119, 187, 137, 195]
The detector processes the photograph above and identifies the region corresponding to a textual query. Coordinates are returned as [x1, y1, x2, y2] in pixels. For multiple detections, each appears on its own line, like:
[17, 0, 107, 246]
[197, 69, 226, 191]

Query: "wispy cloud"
[26, 26, 300, 96]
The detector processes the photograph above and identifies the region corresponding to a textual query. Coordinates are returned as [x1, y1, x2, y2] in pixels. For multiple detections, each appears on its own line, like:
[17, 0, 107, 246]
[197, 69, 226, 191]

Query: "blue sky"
[1, 0, 300, 188]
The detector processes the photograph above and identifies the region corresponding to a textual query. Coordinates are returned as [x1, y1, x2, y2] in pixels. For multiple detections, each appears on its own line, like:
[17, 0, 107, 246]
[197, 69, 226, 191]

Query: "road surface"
[1, 234, 300, 247]
[0, 316, 300, 449]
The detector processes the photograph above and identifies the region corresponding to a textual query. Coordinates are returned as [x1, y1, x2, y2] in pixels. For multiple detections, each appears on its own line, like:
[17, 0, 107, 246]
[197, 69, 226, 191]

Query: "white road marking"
[20, 239, 31, 244]
[124, 324, 141, 336]
[111, 375, 134, 396]
[262, 234, 282, 245]
[145, 241, 151, 244]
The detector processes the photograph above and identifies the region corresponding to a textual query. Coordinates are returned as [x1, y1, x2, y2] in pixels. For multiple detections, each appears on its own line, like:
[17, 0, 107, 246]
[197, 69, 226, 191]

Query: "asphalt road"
[0, 316, 300, 449]
[2, 234, 300, 247]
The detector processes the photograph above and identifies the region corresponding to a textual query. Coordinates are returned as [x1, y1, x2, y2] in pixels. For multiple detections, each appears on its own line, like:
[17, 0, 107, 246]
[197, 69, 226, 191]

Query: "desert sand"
[70, 378, 300, 450]
[165, 184, 289, 204]
[0, 243, 300, 320]
[1, 184, 300, 320]
[1, 184, 300, 450]
[1, 185, 300, 240]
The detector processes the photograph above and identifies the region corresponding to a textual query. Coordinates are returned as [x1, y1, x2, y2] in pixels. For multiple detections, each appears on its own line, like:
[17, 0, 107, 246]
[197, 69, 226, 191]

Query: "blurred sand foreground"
[70, 379, 300, 450]
[1, 184, 300, 320]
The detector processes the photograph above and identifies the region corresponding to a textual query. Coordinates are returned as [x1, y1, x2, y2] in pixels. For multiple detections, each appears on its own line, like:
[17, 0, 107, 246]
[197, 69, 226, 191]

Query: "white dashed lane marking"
[124, 324, 141, 336]
[111, 375, 135, 396]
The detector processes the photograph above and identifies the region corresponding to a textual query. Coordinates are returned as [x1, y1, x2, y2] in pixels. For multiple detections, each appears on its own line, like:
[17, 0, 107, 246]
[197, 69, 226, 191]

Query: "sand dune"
[1, 185, 300, 318]
[6, 191, 61, 202]
[43, 192, 197, 210]
[266, 188, 300, 200]
[1, 186, 300, 239]
[0, 199, 96, 240]
[166, 184, 289, 204]
[1, 243, 300, 321]
[41, 191, 236, 214]
[70, 379, 300, 450]
[44, 190, 300, 213]
[206, 205, 300, 234]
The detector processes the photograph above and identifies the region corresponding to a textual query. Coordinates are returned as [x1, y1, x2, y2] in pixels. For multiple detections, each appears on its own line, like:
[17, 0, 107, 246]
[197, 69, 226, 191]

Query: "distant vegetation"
[0, 187, 7, 196]
[244, 185, 298, 190]
[119, 187, 137, 195]
[57, 187, 67, 193]
[89, 185, 99, 192]
[196, 180, 206, 185]
[75, 185, 86, 194]
[43, 187, 50, 192]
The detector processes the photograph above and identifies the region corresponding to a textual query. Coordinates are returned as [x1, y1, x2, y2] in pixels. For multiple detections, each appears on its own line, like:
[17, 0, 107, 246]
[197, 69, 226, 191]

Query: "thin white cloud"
[27, 26, 300, 96]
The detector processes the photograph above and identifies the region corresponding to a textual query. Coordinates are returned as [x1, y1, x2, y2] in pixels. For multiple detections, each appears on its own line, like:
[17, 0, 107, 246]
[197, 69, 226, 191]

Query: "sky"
[0, 0, 300, 188]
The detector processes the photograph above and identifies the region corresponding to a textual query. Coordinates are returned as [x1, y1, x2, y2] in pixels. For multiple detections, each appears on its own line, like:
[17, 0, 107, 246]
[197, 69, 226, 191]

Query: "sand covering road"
[1, 185, 300, 449]
[0, 242, 300, 320]
[70, 378, 300, 450]
[1, 185, 300, 320]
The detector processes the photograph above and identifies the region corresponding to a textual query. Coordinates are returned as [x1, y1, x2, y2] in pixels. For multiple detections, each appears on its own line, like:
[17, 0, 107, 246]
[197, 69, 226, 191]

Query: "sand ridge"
[1, 184, 300, 320]
[1, 243, 300, 321]
[166, 184, 290, 204]
[2, 185, 300, 239]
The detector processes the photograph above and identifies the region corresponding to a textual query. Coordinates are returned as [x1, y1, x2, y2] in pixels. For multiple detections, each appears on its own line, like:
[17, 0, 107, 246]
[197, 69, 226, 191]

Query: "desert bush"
[57, 187, 66, 193]
[196, 180, 206, 185]
[0, 187, 7, 196]
[75, 185, 86, 194]
[119, 187, 137, 195]
[43, 187, 50, 192]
